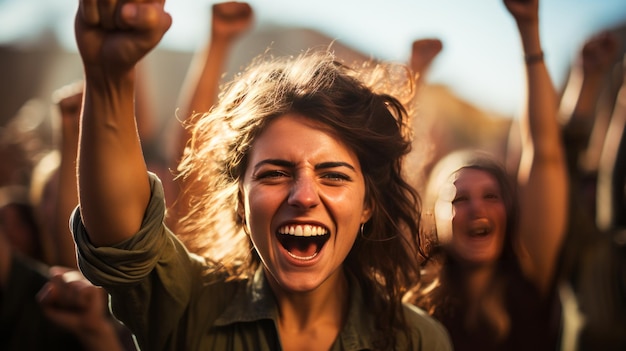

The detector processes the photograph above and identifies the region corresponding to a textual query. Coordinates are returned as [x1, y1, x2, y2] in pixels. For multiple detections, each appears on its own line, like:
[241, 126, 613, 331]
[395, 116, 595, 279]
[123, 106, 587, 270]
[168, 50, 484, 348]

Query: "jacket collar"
[214, 267, 375, 350]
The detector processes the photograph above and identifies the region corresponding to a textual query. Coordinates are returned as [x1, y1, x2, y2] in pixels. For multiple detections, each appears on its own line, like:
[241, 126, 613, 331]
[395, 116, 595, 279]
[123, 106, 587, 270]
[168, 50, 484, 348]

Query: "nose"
[288, 175, 320, 209]
[468, 198, 486, 218]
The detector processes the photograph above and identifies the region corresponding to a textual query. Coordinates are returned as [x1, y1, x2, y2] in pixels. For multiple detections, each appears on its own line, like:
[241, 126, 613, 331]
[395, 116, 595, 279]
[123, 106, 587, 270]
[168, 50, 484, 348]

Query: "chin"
[271, 270, 327, 293]
[459, 254, 500, 268]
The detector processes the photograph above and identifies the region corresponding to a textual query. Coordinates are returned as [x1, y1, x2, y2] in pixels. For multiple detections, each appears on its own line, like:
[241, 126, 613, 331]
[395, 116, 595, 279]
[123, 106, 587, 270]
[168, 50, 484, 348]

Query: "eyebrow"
[253, 159, 356, 172]
[316, 161, 356, 171]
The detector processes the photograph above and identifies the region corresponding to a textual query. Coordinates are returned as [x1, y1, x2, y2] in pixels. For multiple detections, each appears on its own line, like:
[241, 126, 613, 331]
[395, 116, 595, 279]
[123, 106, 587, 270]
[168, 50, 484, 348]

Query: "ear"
[237, 203, 245, 223]
[360, 199, 374, 223]
[236, 190, 251, 236]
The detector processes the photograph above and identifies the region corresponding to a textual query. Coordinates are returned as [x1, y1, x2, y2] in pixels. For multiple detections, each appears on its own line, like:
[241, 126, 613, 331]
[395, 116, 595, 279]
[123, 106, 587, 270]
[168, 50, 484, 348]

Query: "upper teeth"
[278, 225, 328, 237]
[470, 219, 490, 235]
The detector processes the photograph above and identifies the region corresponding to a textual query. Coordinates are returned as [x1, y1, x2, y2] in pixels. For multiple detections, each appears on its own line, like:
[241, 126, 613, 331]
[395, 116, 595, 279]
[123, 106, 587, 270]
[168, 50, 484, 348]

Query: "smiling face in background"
[435, 167, 507, 266]
[239, 113, 371, 293]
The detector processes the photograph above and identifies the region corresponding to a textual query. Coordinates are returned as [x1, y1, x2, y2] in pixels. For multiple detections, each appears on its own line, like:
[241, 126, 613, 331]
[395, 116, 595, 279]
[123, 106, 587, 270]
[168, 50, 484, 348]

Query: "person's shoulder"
[401, 302, 441, 329]
[402, 302, 453, 351]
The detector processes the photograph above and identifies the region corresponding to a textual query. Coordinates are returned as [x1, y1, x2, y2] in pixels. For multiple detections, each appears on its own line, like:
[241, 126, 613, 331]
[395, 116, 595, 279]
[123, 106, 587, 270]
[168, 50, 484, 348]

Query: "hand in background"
[38, 267, 126, 351]
[211, 1, 253, 43]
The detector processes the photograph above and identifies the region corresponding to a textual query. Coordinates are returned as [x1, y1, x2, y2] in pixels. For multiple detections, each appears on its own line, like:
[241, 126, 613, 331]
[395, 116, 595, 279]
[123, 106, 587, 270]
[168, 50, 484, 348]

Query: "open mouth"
[468, 219, 491, 237]
[277, 224, 330, 261]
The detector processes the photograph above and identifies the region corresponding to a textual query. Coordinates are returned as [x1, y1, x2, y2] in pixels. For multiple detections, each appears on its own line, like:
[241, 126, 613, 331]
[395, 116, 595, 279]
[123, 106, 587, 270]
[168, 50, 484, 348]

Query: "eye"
[451, 195, 468, 204]
[255, 170, 290, 181]
[484, 193, 500, 200]
[320, 172, 351, 183]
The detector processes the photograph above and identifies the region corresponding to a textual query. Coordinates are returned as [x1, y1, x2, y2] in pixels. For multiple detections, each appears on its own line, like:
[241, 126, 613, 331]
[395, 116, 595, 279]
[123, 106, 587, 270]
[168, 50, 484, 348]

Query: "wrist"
[83, 64, 135, 87]
[83, 69, 136, 101]
[209, 35, 234, 49]
[525, 51, 544, 65]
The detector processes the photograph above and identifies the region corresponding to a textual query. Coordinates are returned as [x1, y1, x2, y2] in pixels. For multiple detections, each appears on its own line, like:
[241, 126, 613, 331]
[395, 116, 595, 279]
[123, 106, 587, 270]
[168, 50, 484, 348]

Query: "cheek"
[326, 191, 366, 229]
[245, 189, 274, 224]
[245, 191, 273, 254]
[495, 206, 508, 237]
[434, 200, 454, 243]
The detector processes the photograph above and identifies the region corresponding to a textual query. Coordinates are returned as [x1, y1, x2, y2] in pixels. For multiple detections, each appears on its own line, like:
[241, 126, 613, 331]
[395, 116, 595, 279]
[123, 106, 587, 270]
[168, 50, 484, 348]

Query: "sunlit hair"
[174, 49, 424, 349]
[409, 149, 520, 335]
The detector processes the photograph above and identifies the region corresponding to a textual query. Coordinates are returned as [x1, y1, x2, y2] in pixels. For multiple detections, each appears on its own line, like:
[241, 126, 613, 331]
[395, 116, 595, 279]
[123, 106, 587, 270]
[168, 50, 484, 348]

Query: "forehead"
[249, 113, 360, 165]
[452, 168, 500, 191]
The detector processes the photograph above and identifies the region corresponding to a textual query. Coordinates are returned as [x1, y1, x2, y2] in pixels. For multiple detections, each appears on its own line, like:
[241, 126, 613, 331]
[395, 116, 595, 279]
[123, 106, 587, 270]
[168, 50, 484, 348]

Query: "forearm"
[517, 21, 561, 160]
[523, 63, 561, 161]
[559, 70, 606, 168]
[169, 39, 232, 226]
[177, 0, 252, 121]
[180, 38, 231, 118]
[573, 70, 606, 118]
[174, 40, 231, 162]
[560, 66, 602, 146]
[78, 71, 151, 246]
[516, 14, 568, 294]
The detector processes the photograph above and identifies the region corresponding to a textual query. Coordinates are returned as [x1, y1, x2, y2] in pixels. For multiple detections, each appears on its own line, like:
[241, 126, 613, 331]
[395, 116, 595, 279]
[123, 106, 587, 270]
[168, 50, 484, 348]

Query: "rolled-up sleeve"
[71, 172, 202, 350]
[72, 172, 170, 286]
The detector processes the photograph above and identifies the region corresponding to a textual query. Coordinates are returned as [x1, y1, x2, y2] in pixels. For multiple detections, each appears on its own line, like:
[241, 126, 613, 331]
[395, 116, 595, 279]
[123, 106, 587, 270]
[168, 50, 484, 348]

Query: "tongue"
[281, 236, 319, 257]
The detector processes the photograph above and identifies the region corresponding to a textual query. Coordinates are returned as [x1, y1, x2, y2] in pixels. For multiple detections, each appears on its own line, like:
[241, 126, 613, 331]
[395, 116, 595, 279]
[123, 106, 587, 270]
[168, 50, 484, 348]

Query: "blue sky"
[1, 0, 625, 116]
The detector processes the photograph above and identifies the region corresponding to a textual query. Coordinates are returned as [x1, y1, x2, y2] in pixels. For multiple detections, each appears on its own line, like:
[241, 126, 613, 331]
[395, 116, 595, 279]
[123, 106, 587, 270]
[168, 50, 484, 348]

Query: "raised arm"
[75, 0, 171, 246]
[173, 1, 252, 159]
[597, 56, 626, 231]
[504, 0, 568, 295]
[409, 38, 443, 88]
[176, 2, 252, 121]
[168, 2, 252, 225]
[560, 32, 619, 173]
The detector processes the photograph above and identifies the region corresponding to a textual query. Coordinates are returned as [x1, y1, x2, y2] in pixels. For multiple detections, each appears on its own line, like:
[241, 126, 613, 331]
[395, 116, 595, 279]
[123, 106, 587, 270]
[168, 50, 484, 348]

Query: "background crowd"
[1, 0, 625, 350]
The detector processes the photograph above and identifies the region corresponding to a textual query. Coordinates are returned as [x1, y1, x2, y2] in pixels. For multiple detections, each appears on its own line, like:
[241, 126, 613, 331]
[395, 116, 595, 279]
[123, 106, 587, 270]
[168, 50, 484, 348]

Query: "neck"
[458, 262, 497, 303]
[270, 268, 349, 333]
[459, 263, 510, 339]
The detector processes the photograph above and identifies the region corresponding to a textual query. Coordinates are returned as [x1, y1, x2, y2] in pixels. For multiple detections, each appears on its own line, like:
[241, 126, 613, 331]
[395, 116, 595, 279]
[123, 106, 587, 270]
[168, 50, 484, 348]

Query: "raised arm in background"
[597, 56, 626, 231]
[168, 1, 252, 225]
[52, 83, 82, 268]
[559, 32, 620, 223]
[504, 0, 568, 296]
[409, 38, 443, 89]
[560, 32, 619, 171]
[172, 1, 253, 162]
[38, 266, 133, 351]
[176, 1, 252, 124]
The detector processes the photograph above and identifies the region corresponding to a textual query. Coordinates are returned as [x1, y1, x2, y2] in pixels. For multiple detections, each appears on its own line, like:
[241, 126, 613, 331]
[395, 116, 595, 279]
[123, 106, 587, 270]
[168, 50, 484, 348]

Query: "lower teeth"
[287, 251, 318, 260]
